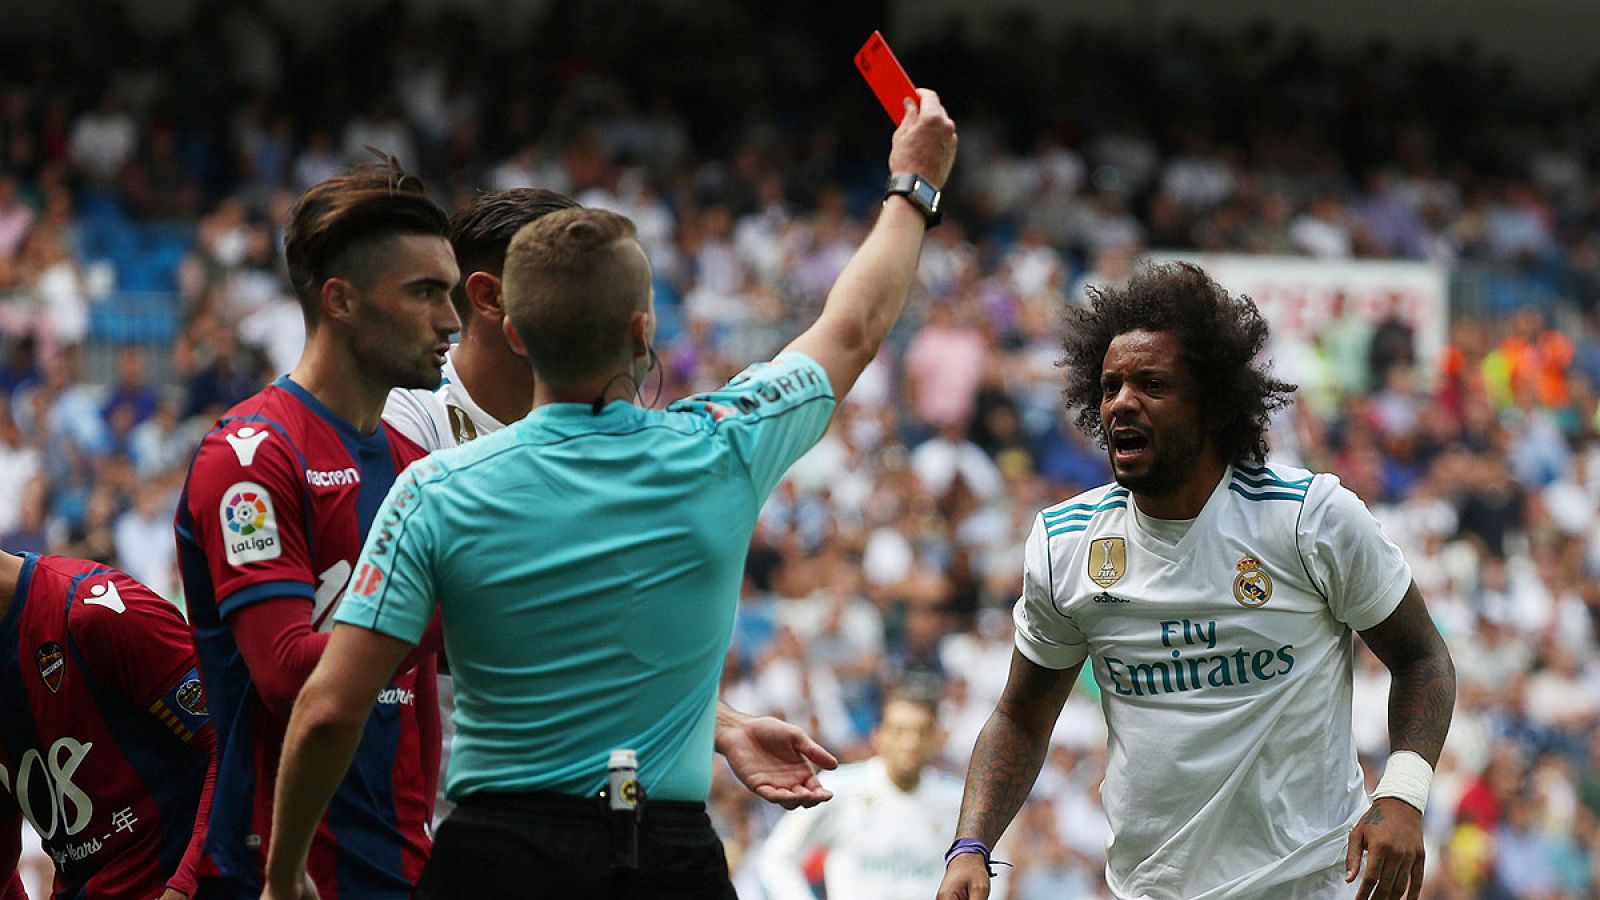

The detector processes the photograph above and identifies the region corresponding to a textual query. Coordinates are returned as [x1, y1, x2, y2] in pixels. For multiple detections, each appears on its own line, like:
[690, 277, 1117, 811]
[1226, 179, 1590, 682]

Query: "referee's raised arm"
[782, 89, 956, 400]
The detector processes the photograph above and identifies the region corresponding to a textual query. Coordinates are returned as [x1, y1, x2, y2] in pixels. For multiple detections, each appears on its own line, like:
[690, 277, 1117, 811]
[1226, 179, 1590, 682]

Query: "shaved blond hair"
[502, 208, 652, 386]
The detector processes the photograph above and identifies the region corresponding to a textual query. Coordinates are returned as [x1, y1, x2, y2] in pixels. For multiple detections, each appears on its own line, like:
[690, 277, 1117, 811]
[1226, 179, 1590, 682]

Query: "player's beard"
[362, 341, 442, 391]
[1108, 419, 1207, 500]
[352, 311, 444, 392]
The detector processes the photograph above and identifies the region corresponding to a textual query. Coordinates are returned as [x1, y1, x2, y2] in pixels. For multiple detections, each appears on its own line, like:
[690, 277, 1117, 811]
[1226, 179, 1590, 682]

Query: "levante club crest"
[37, 642, 65, 693]
[1233, 556, 1273, 608]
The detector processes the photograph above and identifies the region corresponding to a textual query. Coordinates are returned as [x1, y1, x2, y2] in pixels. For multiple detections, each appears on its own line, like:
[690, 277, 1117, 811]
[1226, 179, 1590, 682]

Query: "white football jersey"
[1014, 463, 1411, 900]
[382, 351, 506, 452]
[757, 758, 984, 900]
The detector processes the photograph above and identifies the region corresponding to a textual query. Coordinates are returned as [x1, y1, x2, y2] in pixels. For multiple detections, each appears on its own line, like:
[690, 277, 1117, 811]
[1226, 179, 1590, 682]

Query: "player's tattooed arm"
[953, 649, 1082, 845]
[1358, 582, 1456, 765]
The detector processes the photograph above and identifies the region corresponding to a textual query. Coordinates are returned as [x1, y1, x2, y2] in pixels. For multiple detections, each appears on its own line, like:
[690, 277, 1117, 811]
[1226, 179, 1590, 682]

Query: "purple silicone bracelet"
[945, 837, 991, 866]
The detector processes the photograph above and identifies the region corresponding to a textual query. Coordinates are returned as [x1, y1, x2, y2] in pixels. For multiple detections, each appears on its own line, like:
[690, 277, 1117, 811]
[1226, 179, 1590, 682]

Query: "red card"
[854, 31, 918, 125]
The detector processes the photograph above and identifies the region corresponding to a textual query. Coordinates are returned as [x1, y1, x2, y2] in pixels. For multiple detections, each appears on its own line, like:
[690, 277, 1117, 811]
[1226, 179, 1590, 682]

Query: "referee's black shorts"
[414, 791, 738, 899]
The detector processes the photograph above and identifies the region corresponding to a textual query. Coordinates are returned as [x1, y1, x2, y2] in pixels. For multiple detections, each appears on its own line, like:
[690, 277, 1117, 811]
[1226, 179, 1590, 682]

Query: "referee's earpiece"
[642, 343, 663, 408]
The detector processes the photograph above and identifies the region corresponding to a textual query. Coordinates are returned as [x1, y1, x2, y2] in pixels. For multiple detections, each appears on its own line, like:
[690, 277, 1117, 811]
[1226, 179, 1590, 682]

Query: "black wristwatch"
[883, 173, 942, 228]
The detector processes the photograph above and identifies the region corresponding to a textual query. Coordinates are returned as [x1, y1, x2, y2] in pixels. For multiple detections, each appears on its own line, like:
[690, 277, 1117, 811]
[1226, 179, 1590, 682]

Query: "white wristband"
[1372, 750, 1433, 814]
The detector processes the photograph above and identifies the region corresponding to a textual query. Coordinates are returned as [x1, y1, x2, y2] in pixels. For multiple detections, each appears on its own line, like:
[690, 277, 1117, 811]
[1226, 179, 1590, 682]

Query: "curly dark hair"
[1060, 262, 1296, 466]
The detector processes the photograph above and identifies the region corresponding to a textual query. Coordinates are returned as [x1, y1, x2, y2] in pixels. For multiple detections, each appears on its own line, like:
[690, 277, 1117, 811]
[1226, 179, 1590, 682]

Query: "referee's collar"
[525, 399, 640, 427]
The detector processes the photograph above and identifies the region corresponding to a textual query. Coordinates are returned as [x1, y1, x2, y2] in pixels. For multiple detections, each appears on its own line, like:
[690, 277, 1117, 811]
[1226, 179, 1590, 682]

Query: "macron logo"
[225, 427, 270, 467]
[84, 581, 126, 614]
[306, 467, 360, 488]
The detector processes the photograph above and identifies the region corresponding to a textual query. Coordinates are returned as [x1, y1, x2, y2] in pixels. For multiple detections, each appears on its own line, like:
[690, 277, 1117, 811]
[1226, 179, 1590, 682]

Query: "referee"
[262, 89, 957, 900]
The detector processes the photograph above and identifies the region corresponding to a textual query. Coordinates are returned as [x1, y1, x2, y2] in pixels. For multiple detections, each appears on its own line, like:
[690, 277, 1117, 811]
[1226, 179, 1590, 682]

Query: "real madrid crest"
[1088, 537, 1127, 589]
[1233, 556, 1273, 608]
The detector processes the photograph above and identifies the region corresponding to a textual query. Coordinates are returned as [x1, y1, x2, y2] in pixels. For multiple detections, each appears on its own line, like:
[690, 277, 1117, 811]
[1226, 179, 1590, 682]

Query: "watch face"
[885, 174, 941, 226]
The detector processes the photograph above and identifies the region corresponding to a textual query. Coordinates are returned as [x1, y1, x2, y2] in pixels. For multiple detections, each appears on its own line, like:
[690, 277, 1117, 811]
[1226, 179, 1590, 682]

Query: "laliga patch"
[220, 481, 282, 565]
[37, 642, 65, 693]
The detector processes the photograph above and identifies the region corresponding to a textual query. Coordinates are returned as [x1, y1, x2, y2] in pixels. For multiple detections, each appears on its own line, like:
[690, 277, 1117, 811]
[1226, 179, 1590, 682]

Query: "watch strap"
[883, 173, 943, 228]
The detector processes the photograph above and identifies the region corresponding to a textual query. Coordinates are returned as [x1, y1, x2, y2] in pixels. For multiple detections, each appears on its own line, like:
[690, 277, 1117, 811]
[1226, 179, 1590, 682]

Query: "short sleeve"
[1298, 474, 1413, 632]
[382, 387, 446, 453]
[667, 352, 836, 498]
[69, 570, 212, 740]
[180, 420, 314, 619]
[333, 461, 440, 645]
[1012, 515, 1090, 669]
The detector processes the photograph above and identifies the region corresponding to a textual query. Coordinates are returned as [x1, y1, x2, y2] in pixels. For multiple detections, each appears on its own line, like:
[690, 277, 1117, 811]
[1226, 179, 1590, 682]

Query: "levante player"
[0, 551, 216, 900]
[174, 159, 458, 898]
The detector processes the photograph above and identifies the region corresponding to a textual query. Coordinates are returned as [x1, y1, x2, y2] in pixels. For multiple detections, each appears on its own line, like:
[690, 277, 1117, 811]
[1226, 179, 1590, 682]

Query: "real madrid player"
[175, 158, 457, 899]
[758, 690, 1001, 900]
[0, 550, 217, 900]
[938, 263, 1456, 900]
[383, 187, 845, 811]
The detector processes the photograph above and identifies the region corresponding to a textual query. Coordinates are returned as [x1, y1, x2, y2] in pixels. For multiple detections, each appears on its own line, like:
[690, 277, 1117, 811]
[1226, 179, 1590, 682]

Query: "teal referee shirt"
[336, 352, 835, 803]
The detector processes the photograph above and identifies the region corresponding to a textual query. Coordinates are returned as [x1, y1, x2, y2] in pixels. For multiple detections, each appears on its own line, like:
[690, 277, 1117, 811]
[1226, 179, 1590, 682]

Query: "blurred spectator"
[0, 173, 35, 261]
[343, 96, 419, 168]
[911, 423, 1005, 503]
[101, 346, 159, 429]
[1456, 745, 1522, 831]
[0, 400, 40, 537]
[123, 122, 204, 221]
[902, 299, 988, 437]
[1494, 798, 1560, 896]
[113, 482, 176, 599]
[1291, 192, 1354, 257]
[21, 227, 88, 352]
[1367, 297, 1418, 390]
[67, 91, 137, 183]
[0, 333, 42, 397]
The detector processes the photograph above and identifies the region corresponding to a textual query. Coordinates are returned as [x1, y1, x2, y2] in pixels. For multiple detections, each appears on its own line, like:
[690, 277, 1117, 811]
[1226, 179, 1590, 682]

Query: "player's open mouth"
[1111, 429, 1149, 464]
[432, 347, 449, 365]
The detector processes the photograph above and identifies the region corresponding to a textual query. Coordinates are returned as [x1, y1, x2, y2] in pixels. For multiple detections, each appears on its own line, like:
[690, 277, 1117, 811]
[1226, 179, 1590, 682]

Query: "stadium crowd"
[4, 2, 1600, 897]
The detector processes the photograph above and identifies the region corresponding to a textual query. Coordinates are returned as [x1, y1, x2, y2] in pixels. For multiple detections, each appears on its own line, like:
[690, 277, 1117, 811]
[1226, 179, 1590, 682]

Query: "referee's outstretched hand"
[889, 89, 958, 188]
[719, 714, 839, 809]
[1345, 797, 1426, 900]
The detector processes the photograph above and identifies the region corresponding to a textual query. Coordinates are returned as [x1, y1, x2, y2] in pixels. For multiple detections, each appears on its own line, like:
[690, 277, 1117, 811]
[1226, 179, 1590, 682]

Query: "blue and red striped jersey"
[175, 376, 438, 899]
[0, 554, 214, 900]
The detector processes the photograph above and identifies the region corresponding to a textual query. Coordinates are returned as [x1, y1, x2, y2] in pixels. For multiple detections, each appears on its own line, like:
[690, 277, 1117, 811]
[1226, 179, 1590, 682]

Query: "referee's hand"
[889, 89, 958, 190]
[718, 714, 839, 808]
